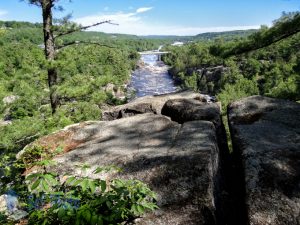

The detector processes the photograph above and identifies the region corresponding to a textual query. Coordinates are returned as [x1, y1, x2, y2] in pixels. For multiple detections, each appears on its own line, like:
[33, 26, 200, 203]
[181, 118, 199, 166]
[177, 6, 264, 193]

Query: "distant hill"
[0, 20, 257, 48]
[139, 35, 191, 41]
[0, 20, 42, 29]
[193, 29, 257, 41]
[0, 20, 172, 51]
[139, 30, 257, 41]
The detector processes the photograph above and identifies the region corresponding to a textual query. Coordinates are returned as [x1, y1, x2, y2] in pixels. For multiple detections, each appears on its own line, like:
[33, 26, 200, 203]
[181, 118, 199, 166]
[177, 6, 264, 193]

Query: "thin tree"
[27, 0, 115, 113]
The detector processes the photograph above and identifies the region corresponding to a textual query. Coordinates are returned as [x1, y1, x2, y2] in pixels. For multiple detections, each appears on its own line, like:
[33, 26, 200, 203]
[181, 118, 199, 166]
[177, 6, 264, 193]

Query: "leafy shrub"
[55, 102, 101, 123]
[25, 162, 158, 225]
[0, 117, 46, 152]
[0, 212, 8, 225]
[217, 77, 259, 112]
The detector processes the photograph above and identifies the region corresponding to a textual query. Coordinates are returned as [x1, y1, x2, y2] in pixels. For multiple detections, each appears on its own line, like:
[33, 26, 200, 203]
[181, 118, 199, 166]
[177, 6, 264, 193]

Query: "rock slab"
[23, 113, 221, 225]
[102, 90, 211, 121]
[228, 96, 300, 225]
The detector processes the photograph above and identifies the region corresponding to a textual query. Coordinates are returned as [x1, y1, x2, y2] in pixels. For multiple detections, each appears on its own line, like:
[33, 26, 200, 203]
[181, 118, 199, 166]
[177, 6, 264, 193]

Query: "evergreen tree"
[26, 0, 114, 113]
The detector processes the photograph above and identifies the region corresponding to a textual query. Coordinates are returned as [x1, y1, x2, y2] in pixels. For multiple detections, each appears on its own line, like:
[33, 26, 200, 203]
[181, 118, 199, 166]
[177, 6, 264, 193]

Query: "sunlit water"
[128, 54, 180, 98]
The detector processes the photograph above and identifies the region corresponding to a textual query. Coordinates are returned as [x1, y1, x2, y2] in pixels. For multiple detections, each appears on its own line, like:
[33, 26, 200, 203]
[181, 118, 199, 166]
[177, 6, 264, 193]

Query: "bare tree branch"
[55, 20, 118, 38]
[15, 133, 40, 144]
[56, 40, 116, 50]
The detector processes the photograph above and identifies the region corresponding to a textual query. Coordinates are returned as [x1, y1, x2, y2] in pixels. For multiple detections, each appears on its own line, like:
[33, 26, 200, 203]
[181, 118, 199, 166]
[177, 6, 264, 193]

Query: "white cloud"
[136, 7, 153, 13]
[74, 8, 260, 36]
[0, 10, 8, 18]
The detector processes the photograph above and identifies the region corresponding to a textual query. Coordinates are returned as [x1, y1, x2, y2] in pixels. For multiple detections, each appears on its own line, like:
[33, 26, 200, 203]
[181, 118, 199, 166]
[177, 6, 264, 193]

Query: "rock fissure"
[168, 123, 183, 152]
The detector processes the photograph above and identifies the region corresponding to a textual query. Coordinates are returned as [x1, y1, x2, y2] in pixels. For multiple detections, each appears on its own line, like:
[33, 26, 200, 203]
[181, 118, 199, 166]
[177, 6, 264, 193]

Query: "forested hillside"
[0, 20, 172, 50]
[163, 12, 300, 110]
[192, 29, 257, 41]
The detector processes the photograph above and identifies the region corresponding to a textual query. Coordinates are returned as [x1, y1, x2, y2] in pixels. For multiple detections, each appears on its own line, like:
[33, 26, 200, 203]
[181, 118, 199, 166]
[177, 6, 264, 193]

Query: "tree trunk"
[42, 0, 59, 114]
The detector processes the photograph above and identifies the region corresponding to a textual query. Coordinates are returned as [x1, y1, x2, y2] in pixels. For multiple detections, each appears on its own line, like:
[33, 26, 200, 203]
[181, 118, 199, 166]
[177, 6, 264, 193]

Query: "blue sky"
[0, 0, 299, 35]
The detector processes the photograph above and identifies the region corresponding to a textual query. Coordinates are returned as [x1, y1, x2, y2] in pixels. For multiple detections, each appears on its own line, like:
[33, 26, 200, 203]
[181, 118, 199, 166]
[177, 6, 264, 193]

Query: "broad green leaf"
[58, 208, 65, 219]
[44, 174, 58, 186]
[83, 210, 91, 222]
[100, 180, 106, 192]
[93, 167, 104, 174]
[91, 214, 98, 225]
[41, 180, 50, 192]
[30, 179, 41, 191]
[81, 179, 89, 192]
[65, 176, 76, 185]
[26, 173, 40, 180]
[51, 191, 64, 196]
[89, 180, 96, 193]
[73, 179, 83, 187]
[131, 204, 139, 215]
[137, 205, 144, 214]
[42, 219, 48, 225]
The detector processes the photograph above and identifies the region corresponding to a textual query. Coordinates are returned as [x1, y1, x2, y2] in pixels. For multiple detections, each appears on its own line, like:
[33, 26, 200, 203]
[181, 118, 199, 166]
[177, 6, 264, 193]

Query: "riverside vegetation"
[0, 20, 167, 224]
[163, 12, 300, 108]
[162, 12, 300, 147]
[0, 9, 300, 225]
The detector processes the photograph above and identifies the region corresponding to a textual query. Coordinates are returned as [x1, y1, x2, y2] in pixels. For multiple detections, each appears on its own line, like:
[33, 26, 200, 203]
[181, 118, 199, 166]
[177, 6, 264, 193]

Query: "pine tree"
[27, 0, 114, 113]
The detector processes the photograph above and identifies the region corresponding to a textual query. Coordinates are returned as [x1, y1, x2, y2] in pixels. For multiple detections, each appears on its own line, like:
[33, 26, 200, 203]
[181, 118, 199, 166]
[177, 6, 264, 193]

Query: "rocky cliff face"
[228, 96, 300, 225]
[17, 92, 300, 225]
[196, 66, 228, 95]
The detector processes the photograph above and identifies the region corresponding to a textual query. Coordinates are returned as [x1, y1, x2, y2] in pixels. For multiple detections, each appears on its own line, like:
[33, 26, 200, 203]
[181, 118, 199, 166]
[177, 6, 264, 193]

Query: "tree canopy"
[216, 12, 300, 57]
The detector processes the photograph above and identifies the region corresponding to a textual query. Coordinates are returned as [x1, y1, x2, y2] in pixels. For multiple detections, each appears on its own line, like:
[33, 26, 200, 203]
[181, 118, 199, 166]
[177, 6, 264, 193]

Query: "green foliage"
[55, 102, 101, 123]
[164, 20, 300, 102]
[0, 117, 46, 152]
[163, 13, 300, 154]
[192, 29, 256, 42]
[0, 212, 9, 225]
[179, 72, 198, 91]
[0, 27, 141, 156]
[25, 163, 158, 225]
[217, 77, 259, 112]
[164, 41, 223, 91]
[212, 12, 300, 58]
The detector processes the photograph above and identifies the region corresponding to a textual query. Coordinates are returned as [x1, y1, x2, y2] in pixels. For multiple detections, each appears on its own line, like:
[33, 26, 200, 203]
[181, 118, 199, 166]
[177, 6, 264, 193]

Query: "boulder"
[161, 98, 220, 125]
[104, 83, 126, 100]
[103, 102, 157, 121]
[160, 98, 228, 152]
[22, 113, 222, 225]
[102, 91, 212, 121]
[228, 96, 300, 225]
[2, 95, 19, 105]
[0, 120, 12, 126]
[0, 193, 28, 221]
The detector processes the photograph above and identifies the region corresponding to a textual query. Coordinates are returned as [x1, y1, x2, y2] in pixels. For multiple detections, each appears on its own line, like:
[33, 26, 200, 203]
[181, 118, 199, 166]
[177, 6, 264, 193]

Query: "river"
[128, 53, 180, 98]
